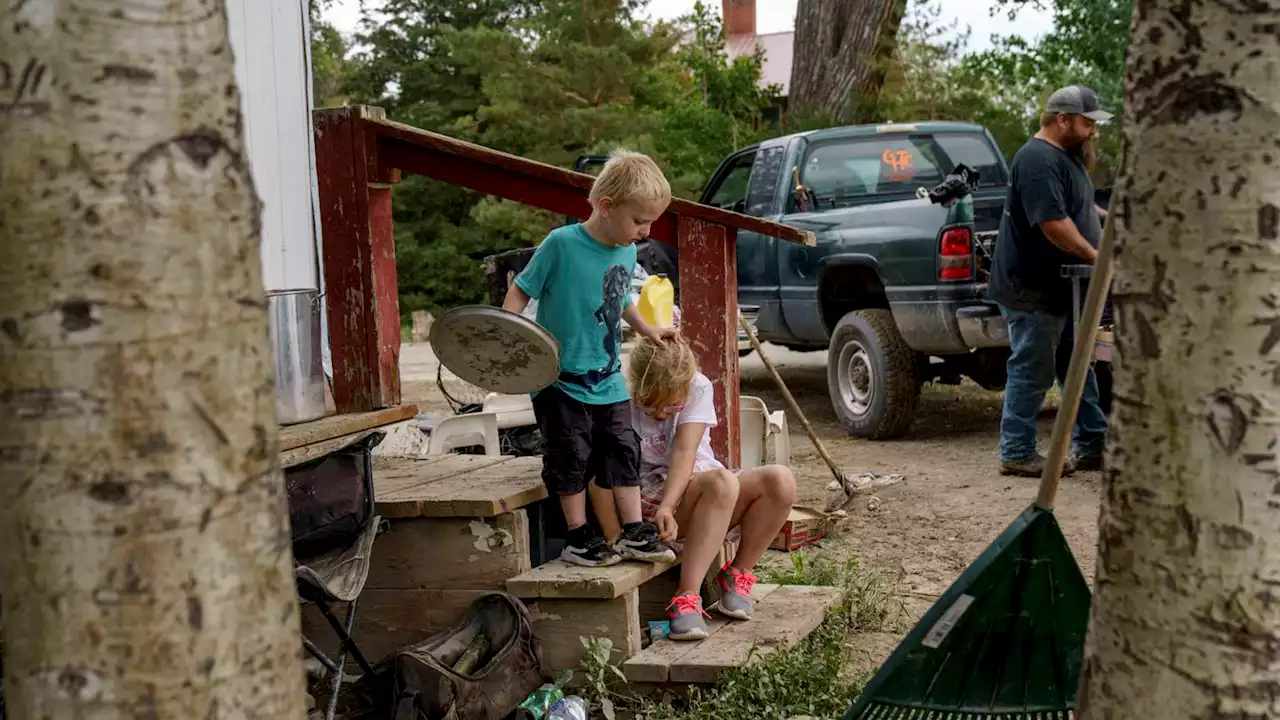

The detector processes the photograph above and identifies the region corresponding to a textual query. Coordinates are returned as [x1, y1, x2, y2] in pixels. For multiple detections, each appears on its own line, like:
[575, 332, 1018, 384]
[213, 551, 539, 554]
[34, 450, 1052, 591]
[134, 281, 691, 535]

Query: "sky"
[321, 0, 1056, 54]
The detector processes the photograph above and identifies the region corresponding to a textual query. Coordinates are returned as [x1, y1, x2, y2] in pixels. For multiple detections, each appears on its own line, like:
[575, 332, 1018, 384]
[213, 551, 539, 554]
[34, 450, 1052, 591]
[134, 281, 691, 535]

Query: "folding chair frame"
[292, 432, 383, 720]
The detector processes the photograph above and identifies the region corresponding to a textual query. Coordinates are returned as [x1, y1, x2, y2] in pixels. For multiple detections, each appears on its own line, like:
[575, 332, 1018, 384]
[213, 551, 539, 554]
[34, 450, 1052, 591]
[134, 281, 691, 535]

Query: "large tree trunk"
[1076, 1, 1280, 717]
[0, 2, 306, 717]
[788, 0, 907, 122]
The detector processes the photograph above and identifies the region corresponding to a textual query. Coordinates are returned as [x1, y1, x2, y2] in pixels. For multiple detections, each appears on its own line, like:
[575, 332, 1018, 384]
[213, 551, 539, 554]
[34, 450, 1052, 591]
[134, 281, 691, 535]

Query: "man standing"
[988, 85, 1111, 477]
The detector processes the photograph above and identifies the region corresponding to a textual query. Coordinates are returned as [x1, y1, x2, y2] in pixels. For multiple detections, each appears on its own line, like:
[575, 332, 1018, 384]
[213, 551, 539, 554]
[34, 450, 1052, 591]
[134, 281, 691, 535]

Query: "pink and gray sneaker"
[710, 563, 757, 620]
[666, 593, 710, 641]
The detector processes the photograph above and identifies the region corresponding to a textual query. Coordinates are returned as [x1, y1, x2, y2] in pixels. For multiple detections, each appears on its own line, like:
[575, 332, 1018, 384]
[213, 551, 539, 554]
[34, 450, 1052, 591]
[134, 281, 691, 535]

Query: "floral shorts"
[639, 467, 744, 550]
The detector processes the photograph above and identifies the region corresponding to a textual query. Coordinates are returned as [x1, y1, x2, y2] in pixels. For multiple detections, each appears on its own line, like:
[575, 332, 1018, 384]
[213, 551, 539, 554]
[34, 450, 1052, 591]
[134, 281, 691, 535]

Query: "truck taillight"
[939, 227, 973, 281]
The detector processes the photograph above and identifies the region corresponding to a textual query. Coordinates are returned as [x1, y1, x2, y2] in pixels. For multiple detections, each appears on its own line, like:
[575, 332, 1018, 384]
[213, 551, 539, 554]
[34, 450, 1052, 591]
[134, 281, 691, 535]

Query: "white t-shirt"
[632, 372, 724, 478]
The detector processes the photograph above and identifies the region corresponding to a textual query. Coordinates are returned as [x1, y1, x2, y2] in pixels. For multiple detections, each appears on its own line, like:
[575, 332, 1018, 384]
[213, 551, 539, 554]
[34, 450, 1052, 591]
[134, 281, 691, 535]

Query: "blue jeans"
[998, 305, 1108, 463]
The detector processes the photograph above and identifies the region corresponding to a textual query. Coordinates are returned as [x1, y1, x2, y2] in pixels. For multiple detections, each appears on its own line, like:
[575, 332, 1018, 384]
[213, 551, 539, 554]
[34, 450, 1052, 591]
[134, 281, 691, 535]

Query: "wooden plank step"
[624, 584, 781, 683]
[623, 585, 841, 684]
[373, 455, 547, 518]
[279, 405, 419, 451]
[506, 558, 679, 600]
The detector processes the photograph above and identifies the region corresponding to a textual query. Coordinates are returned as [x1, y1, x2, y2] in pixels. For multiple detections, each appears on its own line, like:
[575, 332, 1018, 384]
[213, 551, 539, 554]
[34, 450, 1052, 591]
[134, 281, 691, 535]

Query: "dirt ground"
[401, 341, 1103, 674]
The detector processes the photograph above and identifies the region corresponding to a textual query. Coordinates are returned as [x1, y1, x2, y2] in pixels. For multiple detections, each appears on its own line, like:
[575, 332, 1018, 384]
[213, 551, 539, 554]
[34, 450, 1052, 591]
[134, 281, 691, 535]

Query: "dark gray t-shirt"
[987, 138, 1101, 315]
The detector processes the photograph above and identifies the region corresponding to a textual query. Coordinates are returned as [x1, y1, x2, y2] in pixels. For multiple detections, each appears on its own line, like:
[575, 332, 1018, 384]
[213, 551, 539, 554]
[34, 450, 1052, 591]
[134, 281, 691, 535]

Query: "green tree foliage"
[856, 0, 1036, 159]
[310, 0, 1129, 314]
[328, 0, 786, 313]
[964, 0, 1131, 182]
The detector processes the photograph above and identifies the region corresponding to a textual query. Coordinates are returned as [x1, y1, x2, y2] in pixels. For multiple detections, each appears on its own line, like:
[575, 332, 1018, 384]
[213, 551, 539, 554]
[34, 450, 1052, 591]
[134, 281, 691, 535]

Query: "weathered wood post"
[676, 218, 741, 468]
[312, 105, 403, 413]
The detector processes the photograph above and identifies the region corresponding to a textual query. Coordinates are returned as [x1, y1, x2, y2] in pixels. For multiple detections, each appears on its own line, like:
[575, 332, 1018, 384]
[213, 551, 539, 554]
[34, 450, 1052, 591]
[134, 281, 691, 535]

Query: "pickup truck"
[689, 122, 1014, 439]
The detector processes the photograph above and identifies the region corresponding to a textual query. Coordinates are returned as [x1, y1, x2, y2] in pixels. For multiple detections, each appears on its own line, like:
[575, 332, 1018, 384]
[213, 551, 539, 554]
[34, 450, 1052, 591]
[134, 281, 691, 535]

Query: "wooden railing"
[313, 105, 814, 466]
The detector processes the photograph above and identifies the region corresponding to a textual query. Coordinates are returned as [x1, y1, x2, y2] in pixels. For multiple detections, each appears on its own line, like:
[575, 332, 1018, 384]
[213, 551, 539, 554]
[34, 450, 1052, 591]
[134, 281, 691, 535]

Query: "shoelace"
[668, 593, 710, 618]
[722, 564, 758, 596]
[632, 522, 663, 545]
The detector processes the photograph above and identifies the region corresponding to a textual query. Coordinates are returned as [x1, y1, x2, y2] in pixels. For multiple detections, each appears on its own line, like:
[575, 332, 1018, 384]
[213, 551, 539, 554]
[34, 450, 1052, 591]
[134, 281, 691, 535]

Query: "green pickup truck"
[696, 122, 1015, 439]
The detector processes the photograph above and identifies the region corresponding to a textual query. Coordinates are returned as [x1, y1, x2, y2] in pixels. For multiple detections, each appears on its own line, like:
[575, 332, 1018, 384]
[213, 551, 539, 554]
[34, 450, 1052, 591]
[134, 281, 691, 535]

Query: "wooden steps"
[505, 543, 745, 676]
[303, 452, 547, 664]
[372, 455, 547, 518]
[506, 558, 679, 600]
[623, 584, 842, 684]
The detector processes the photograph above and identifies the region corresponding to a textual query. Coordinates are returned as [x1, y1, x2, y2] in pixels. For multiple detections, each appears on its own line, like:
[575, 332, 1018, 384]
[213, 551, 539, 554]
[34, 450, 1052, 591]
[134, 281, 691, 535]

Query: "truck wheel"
[827, 309, 922, 439]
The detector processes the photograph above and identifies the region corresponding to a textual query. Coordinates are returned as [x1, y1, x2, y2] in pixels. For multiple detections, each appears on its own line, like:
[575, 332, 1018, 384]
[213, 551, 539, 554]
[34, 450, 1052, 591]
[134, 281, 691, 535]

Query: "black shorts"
[532, 384, 640, 496]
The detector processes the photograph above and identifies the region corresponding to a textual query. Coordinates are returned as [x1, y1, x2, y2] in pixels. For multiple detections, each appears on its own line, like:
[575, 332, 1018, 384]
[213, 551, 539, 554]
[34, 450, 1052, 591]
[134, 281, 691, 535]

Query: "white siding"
[226, 0, 319, 292]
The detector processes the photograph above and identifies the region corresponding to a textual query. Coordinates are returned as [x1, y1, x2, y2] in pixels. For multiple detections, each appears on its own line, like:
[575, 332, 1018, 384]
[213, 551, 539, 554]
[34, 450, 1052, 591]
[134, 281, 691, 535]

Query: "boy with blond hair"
[503, 149, 678, 567]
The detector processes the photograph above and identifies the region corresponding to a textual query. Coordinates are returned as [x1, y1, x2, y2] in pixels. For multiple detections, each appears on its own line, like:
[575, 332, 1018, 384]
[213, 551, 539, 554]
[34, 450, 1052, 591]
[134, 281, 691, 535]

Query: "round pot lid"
[429, 305, 561, 395]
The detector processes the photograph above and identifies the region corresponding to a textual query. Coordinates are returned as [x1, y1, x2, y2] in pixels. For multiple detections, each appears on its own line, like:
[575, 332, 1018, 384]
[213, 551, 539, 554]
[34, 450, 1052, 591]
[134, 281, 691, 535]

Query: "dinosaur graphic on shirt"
[594, 264, 631, 375]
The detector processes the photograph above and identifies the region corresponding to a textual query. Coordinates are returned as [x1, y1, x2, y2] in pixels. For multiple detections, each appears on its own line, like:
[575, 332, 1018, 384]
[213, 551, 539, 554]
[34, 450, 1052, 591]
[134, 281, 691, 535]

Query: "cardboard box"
[771, 506, 830, 551]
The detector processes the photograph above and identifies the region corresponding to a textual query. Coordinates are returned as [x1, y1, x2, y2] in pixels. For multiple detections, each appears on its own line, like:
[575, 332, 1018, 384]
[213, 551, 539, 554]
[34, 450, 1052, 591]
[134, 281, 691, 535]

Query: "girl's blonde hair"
[629, 336, 698, 409]
[589, 149, 672, 208]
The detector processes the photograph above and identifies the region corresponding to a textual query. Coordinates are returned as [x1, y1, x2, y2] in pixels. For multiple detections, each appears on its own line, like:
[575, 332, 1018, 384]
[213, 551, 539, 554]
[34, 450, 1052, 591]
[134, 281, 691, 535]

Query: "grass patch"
[576, 550, 905, 720]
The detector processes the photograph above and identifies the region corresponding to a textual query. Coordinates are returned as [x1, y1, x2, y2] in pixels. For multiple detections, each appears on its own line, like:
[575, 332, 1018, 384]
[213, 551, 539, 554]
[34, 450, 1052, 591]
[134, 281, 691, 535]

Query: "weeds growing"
[575, 549, 905, 720]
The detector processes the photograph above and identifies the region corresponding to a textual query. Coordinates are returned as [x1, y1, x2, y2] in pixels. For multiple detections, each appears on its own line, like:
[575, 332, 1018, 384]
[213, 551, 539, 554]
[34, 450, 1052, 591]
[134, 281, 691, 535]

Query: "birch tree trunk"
[0, 1, 306, 717]
[1077, 1, 1280, 717]
[788, 0, 907, 122]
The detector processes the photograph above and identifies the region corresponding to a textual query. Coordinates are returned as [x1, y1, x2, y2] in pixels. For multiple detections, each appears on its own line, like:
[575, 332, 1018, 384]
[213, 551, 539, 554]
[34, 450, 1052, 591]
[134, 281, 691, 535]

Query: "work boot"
[1071, 453, 1105, 472]
[999, 454, 1076, 478]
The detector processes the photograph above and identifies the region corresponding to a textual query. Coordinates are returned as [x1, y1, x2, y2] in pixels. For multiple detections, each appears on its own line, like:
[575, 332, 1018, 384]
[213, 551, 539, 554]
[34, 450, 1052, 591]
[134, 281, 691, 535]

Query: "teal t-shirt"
[515, 224, 636, 405]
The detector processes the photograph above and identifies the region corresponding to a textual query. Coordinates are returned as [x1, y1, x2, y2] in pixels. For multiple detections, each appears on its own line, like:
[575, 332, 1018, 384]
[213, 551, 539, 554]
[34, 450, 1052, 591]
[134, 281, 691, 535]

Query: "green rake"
[844, 216, 1118, 720]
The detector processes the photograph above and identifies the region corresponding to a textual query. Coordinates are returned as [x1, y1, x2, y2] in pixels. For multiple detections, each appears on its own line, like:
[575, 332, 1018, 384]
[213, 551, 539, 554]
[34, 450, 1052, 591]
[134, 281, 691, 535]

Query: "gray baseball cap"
[1045, 85, 1113, 123]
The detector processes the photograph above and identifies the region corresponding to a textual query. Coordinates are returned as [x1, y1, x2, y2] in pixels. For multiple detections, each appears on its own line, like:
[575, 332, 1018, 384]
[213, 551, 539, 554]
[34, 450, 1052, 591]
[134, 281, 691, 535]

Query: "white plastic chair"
[739, 396, 769, 470]
[427, 413, 500, 456]
[481, 393, 537, 430]
[767, 407, 791, 467]
[740, 395, 791, 470]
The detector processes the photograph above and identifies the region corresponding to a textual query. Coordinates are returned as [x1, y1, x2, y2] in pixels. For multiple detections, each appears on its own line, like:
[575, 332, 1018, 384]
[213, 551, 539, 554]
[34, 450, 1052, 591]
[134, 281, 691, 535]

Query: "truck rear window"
[799, 133, 1004, 209]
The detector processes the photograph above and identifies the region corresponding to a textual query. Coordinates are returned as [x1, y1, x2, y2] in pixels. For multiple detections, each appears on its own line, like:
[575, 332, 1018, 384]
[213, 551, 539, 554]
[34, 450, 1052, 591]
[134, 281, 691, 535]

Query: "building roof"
[725, 31, 794, 96]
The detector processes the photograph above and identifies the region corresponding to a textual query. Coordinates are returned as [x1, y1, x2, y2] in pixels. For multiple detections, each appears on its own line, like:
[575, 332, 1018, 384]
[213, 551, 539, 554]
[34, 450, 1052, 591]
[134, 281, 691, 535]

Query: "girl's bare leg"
[727, 465, 797, 571]
[673, 469, 739, 595]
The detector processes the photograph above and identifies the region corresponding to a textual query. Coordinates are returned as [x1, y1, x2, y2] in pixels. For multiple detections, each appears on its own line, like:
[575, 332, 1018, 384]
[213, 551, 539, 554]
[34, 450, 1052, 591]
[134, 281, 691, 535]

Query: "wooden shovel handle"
[738, 313, 850, 491]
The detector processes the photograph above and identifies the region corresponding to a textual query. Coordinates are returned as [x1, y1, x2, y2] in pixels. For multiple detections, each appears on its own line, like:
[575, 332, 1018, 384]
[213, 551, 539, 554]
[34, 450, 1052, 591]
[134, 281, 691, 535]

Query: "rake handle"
[737, 312, 852, 493]
[1036, 211, 1118, 510]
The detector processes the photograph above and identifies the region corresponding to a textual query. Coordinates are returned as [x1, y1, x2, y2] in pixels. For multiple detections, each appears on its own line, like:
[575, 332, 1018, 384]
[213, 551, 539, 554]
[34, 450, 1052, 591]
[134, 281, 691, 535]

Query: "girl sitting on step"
[592, 336, 797, 641]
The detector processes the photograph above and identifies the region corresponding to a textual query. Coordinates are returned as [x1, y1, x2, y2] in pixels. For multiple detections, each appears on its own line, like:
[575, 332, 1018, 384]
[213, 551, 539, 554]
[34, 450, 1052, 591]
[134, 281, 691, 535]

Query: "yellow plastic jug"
[637, 275, 675, 329]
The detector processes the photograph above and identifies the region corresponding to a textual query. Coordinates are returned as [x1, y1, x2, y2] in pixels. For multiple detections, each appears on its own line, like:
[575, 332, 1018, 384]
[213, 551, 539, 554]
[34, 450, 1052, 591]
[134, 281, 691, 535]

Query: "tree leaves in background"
[327, 0, 787, 313]
[310, 0, 1130, 315]
[963, 0, 1131, 183]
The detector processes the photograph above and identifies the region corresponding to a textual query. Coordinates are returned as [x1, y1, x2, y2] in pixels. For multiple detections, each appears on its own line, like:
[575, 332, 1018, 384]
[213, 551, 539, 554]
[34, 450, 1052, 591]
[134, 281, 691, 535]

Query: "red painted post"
[312, 105, 402, 412]
[677, 215, 740, 467]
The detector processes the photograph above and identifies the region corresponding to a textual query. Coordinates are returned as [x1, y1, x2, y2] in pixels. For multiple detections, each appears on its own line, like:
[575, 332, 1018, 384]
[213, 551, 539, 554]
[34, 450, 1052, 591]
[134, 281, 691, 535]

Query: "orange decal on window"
[881, 149, 917, 182]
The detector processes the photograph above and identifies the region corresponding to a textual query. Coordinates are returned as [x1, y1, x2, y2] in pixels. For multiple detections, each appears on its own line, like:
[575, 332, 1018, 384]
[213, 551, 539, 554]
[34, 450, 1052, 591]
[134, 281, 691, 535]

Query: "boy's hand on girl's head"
[651, 326, 680, 343]
[653, 507, 679, 543]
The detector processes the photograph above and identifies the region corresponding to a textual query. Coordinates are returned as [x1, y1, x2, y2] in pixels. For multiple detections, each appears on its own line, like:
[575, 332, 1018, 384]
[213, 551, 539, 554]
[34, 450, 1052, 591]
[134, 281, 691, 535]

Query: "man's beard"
[1066, 136, 1097, 173]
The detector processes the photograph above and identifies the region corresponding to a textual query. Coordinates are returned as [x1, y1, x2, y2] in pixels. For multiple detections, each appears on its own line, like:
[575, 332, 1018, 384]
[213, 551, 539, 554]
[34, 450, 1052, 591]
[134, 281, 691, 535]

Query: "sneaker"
[666, 593, 710, 641]
[710, 564, 757, 620]
[999, 454, 1076, 478]
[560, 535, 622, 567]
[616, 522, 677, 564]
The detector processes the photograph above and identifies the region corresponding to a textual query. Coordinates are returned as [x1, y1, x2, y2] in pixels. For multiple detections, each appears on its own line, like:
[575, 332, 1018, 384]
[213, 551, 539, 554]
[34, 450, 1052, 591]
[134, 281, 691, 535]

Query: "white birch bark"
[0, 1, 306, 717]
[1077, 0, 1280, 717]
